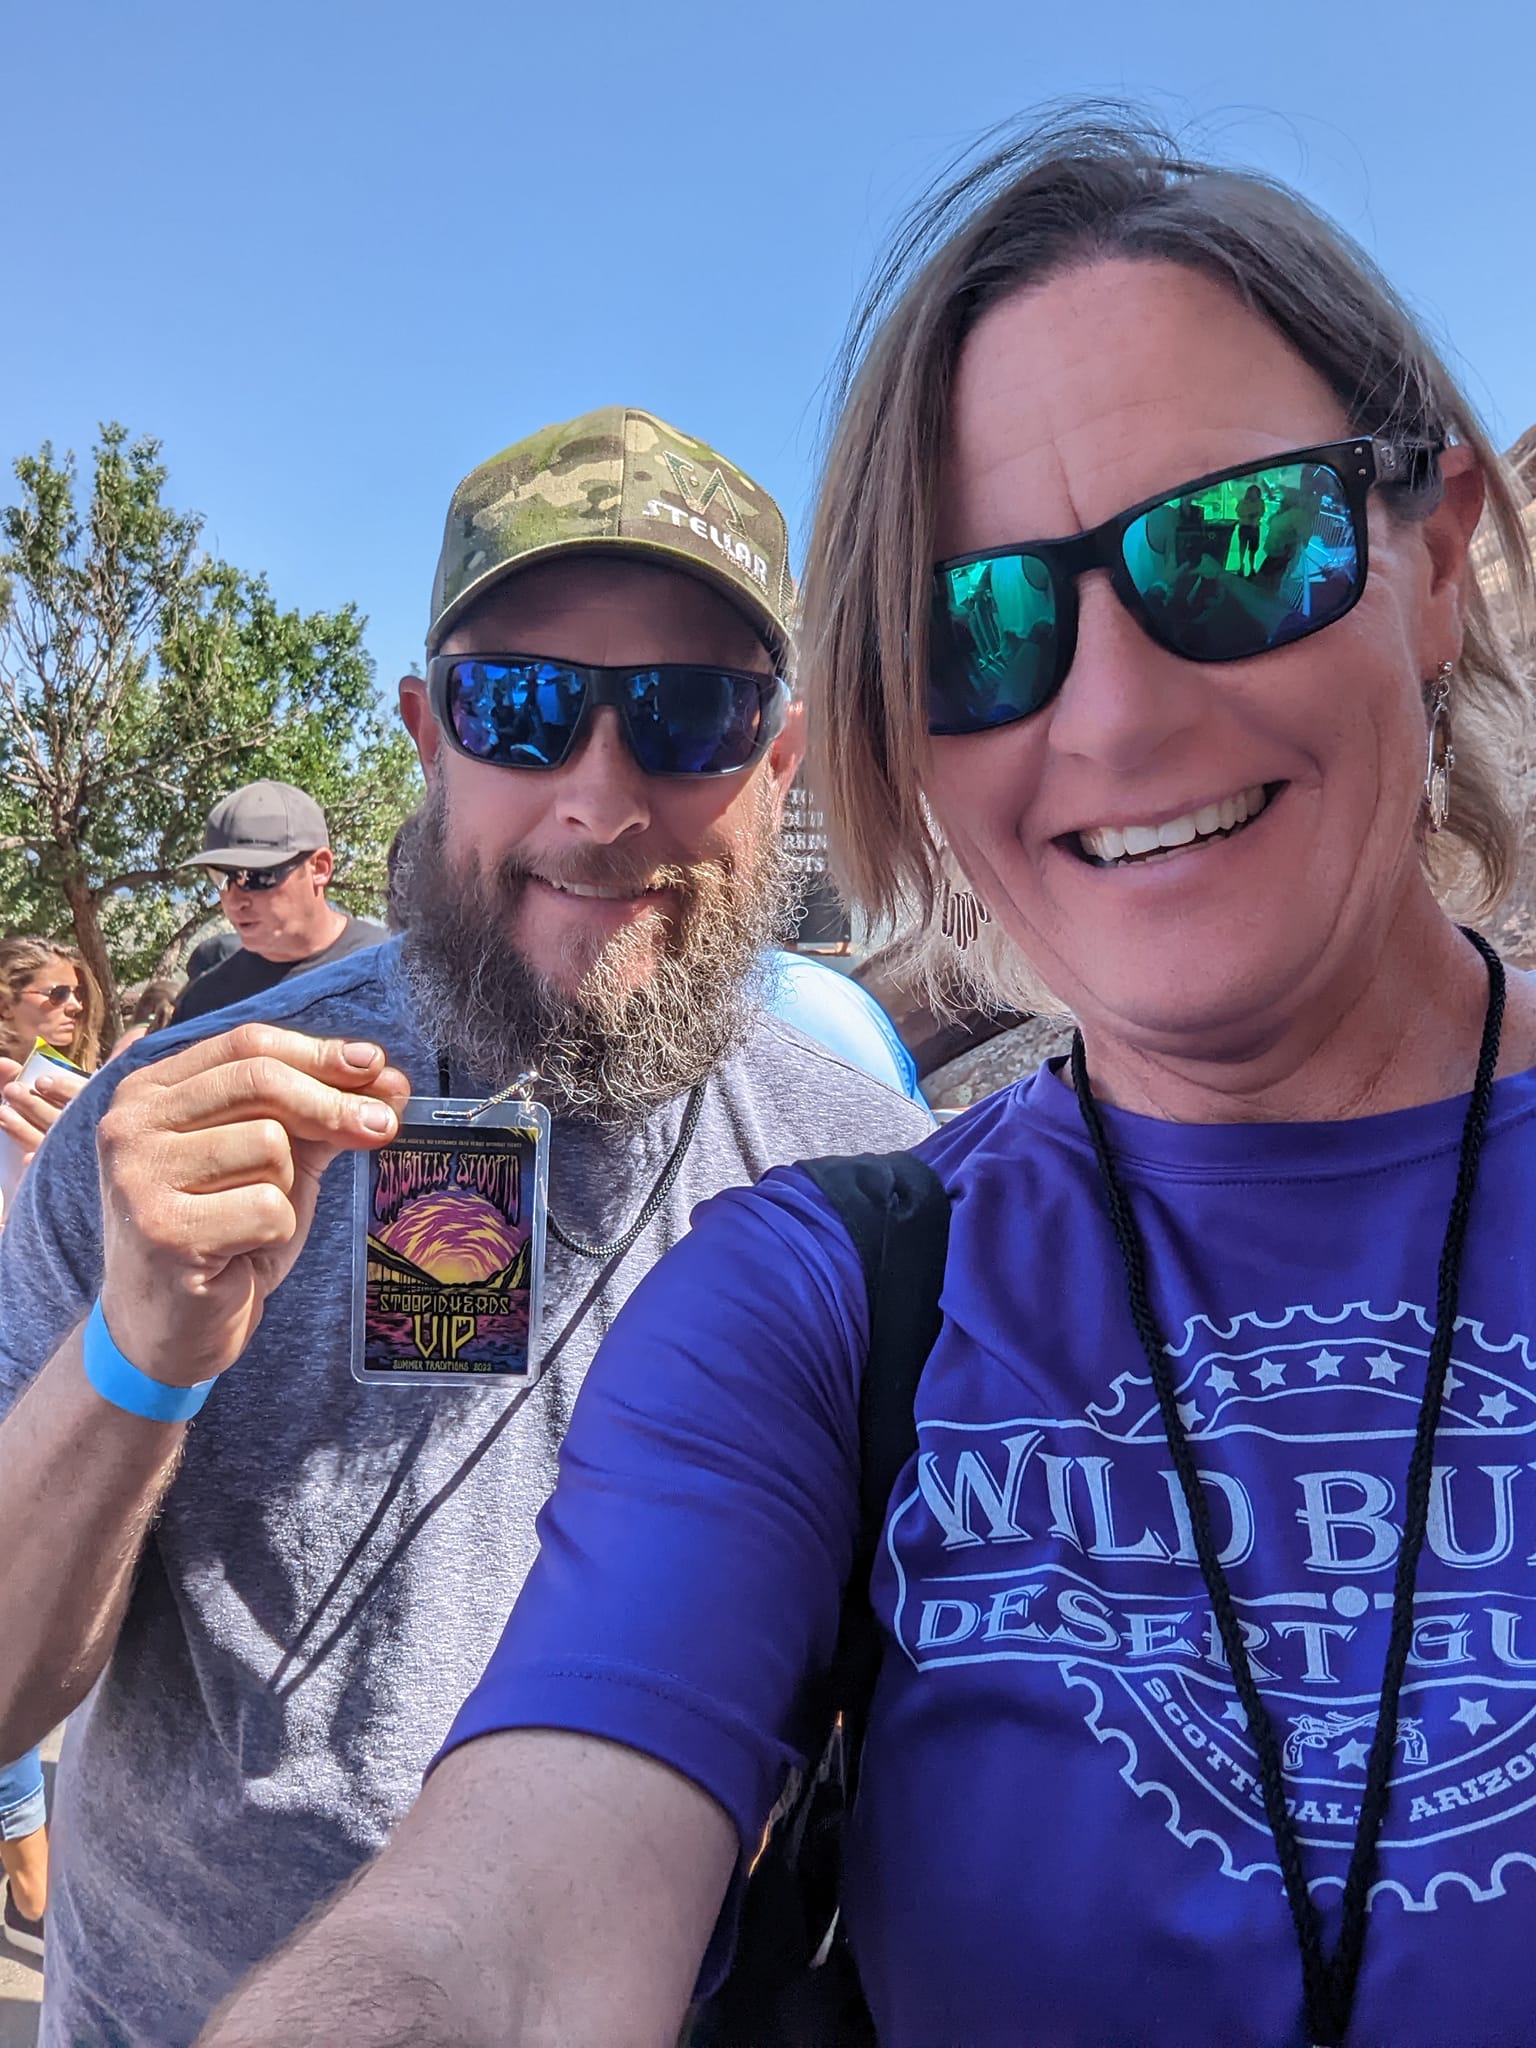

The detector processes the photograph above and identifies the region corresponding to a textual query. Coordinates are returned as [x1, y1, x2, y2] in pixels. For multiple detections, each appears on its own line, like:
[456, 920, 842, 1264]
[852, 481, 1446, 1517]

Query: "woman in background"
[0, 935, 103, 1056]
[0, 933, 99, 1193]
[0, 934, 101, 1959]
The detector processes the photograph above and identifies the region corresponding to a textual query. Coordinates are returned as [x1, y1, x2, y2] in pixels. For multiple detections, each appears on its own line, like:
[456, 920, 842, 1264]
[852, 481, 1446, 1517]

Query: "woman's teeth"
[1078, 784, 1270, 867]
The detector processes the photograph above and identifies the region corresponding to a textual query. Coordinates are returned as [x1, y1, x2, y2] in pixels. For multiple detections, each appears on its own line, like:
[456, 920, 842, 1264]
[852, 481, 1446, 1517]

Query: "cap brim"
[179, 846, 318, 872]
[428, 537, 790, 666]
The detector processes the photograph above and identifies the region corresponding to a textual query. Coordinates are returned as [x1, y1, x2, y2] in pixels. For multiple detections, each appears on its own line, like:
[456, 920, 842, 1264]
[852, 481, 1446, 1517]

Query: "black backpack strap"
[800, 1151, 951, 1767]
[688, 1152, 950, 2048]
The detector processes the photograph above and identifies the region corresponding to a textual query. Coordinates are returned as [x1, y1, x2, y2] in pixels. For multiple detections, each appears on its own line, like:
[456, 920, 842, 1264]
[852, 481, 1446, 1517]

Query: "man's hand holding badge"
[95, 1024, 411, 1390]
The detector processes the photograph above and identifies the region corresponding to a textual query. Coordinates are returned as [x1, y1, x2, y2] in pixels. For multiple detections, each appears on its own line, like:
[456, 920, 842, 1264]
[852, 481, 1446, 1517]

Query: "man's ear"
[310, 847, 336, 888]
[763, 698, 807, 817]
[400, 673, 441, 778]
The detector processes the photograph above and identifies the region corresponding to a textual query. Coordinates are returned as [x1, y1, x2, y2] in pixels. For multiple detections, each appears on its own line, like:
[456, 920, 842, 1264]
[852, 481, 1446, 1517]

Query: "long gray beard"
[398, 781, 796, 1126]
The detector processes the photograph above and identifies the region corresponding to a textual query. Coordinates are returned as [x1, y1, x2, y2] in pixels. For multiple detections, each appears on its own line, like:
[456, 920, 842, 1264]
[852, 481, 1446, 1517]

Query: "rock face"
[1507, 426, 1536, 497]
[924, 1012, 1076, 1112]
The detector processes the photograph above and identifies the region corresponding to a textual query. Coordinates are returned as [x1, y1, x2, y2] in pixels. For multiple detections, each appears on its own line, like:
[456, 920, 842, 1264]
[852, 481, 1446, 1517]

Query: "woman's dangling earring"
[1425, 660, 1455, 834]
[940, 880, 991, 951]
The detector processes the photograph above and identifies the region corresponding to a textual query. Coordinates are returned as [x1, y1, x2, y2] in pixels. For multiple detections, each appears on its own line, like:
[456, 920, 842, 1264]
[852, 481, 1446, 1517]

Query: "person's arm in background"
[197, 1171, 870, 2046]
[0, 1025, 409, 1758]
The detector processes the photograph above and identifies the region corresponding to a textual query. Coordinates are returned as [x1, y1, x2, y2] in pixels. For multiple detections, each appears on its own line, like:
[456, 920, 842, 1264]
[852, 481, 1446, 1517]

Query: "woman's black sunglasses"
[928, 437, 1441, 737]
[426, 655, 790, 778]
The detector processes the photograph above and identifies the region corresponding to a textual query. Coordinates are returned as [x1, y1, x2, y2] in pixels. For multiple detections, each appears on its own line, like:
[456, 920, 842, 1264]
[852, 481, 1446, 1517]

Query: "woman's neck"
[1072, 897, 1536, 1126]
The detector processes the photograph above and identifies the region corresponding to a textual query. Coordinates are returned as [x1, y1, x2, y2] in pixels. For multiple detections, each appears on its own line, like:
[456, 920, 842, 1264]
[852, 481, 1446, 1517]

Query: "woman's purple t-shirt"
[441, 1062, 1536, 2046]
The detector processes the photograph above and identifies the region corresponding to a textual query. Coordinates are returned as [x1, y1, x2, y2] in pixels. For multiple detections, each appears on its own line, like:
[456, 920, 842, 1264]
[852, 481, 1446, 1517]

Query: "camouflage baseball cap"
[427, 406, 795, 660]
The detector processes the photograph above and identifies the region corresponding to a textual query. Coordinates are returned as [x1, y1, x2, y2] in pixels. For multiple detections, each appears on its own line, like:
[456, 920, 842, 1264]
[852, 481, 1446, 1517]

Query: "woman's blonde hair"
[0, 935, 105, 1070]
[803, 109, 1535, 1010]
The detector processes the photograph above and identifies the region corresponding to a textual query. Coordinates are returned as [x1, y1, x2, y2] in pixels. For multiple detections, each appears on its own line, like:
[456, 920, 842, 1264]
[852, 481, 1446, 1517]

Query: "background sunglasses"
[214, 851, 312, 892]
[928, 437, 1439, 736]
[426, 655, 789, 778]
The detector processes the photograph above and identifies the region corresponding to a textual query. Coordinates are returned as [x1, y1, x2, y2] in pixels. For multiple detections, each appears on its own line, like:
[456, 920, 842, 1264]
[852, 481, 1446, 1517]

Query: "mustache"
[498, 846, 727, 898]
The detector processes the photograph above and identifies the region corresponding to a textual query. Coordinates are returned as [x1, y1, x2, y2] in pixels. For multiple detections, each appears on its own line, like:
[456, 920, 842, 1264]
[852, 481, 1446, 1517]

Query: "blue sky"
[4, 0, 1532, 694]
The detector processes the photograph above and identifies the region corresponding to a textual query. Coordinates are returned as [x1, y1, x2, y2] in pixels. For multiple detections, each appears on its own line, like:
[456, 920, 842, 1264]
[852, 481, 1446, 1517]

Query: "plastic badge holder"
[350, 1094, 550, 1388]
[0, 1038, 84, 1223]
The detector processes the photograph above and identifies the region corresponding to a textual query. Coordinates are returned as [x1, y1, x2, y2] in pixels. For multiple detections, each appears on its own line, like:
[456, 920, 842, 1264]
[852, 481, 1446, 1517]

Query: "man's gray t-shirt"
[0, 938, 931, 2048]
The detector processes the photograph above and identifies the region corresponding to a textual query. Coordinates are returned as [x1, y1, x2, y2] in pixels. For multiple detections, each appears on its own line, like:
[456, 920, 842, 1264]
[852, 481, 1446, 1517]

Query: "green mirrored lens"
[1120, 460, 1360, 661]
[929, 552, 1060, 733]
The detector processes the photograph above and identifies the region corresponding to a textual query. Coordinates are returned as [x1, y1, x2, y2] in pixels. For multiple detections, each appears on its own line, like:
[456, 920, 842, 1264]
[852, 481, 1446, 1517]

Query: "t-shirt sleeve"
[765, 954, 926, 1105]
[0, 1065, 112, 1422]
[436, 1163, 868, 1864]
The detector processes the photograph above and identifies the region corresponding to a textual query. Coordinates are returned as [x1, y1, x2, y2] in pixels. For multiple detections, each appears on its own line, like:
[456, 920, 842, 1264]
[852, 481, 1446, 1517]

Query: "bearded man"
[0, 410, 930, 2048]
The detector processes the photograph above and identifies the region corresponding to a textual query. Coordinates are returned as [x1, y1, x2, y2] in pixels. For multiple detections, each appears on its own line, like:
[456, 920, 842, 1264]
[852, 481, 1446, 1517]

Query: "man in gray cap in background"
[172, 780, 387, 1024]
[0, 407, 929, 2048]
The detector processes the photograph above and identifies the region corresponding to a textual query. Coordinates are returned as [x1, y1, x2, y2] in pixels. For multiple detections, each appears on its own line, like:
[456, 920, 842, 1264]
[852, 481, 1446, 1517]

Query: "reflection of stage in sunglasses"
[928, 435, 1439, 735]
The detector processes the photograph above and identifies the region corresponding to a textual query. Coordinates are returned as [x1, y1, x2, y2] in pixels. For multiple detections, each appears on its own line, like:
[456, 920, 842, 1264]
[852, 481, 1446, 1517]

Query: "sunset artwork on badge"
[374, 1188, 519, 1285]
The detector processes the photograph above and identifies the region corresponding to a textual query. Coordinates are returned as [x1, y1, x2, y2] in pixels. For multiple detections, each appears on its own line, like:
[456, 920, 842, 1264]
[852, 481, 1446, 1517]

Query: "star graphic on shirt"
[1253, 1358, 1288, 1389]
[1479, 1391, 1516, 1425]
[1309, 1350, 1344, 1380]
[1176, 1400, 1203, 1430]
[1221, 1699, 1249, 1730]
[1452, 1697, 1496, 1735]
[1366, 1351, 1405, 1382]
[1443, 1368, 1463, 1396]
[1335, 1738, 1372, 1772]
[1207, 1366, 1239, 1396]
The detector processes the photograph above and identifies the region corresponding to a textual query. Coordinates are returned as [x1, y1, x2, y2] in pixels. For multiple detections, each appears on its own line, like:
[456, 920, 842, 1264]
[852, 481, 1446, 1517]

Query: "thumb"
[290, 1063, 413, 1187]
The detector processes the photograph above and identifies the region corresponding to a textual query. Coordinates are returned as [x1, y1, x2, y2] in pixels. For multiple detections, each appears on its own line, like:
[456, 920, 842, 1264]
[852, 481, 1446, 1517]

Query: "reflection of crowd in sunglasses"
[1141, 483, 1356, 647]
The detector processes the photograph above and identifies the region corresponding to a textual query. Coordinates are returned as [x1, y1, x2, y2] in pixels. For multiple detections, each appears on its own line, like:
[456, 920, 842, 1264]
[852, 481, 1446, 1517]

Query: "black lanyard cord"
[437, 1048, 707, 1262]
[1070, 927, 1505, 2048]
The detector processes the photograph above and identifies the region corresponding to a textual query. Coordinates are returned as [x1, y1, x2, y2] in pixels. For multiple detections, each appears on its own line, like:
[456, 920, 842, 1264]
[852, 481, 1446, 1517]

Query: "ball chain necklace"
[435, 1050, 706, 1263]
[545, 1081, 706, 1260]
[1069, 928, 1505, 2048]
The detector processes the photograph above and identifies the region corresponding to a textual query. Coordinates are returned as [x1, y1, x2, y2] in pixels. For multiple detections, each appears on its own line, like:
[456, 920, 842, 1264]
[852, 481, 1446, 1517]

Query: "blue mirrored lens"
[448, 660, 586, 767]
[446, 660, 774, 774]
[1120, 460, 1360, 660]
[623, 668, 769, 774]
[929, 552, 1060, 734]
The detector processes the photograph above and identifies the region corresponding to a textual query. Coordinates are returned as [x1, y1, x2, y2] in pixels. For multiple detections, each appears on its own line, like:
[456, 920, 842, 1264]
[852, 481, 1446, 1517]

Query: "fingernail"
[360, 1103, 396, 1135]
[342, 1041, 378, 1068]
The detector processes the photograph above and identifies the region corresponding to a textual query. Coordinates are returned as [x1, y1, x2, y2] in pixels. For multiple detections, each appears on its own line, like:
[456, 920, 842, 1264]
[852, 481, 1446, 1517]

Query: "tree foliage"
[0, 425, 420, 1031]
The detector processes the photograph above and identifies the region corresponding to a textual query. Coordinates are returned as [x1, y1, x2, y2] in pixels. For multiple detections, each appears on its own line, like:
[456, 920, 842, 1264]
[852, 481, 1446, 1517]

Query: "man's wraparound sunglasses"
[215, 851, 313, 893]
[426, 655, 790, 778]
[928, 437, 1441, 737]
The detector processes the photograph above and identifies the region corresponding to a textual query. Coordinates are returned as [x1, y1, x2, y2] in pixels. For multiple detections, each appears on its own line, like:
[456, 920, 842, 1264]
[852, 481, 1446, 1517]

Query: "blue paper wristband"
[81, 1300, 216, 1423]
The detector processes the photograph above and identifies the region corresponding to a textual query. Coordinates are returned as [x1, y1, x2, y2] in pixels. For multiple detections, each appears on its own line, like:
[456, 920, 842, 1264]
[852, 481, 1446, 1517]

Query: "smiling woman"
[190, 114, 1536, 2048]
[806, 130, 1532, 1064]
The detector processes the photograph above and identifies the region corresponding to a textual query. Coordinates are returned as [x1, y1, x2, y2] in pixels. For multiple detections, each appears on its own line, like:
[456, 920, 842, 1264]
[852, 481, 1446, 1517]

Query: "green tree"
[0, 424, 421, 1034]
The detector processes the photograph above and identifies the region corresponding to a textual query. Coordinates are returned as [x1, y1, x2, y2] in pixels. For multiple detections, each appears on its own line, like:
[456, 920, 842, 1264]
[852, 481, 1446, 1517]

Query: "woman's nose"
[1044, 575, 1209, 773]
